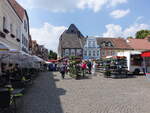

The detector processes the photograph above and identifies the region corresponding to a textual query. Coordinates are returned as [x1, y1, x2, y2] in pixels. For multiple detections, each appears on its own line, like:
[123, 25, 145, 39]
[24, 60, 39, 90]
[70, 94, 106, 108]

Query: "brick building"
[96, 38, 132, 58]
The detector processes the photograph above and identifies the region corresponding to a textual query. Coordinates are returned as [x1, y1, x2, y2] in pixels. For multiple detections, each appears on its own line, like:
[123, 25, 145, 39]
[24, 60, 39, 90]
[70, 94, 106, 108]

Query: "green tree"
[127, 36, 133, 39]
[135, 30, 150, 39]
[48, 50, 57, 60]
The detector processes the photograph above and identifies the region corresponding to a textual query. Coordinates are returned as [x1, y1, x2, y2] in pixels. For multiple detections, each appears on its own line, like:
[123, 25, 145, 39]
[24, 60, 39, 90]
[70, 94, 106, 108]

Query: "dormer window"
[107, 41, 112, 47]
[101, 41, 106, 47]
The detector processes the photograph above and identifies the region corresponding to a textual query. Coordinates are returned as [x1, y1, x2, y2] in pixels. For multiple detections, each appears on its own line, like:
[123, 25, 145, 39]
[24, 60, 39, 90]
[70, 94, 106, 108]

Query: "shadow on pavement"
[18, 72, 66, 113]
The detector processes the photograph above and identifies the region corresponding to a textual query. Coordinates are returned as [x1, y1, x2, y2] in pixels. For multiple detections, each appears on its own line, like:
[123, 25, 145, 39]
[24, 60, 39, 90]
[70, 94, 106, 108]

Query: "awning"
[0, 43, 9, 51]
[0, 43, 9, 55]
[47, 59, 58, 63]
[141, 51, 150, 57]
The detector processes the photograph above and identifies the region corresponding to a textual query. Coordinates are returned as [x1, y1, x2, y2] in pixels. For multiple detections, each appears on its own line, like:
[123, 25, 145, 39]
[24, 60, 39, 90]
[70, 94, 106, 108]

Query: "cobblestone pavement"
[18, 72, 150, 113]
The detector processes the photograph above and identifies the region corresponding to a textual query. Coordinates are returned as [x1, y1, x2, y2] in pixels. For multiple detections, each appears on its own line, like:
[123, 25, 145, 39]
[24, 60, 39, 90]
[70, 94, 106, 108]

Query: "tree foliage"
[127, 36, 133, 39]
[135, 30, 150, 39]
[48, 50, 57, 60]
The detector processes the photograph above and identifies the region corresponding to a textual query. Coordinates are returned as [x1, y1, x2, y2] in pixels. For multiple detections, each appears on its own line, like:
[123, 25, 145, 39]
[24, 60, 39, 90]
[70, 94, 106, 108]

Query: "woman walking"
[81, 61, 87, 77]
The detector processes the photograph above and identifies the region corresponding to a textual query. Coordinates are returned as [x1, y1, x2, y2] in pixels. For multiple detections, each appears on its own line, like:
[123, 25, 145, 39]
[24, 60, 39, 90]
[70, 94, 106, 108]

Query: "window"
[101, 42, 106, 47]
[97, 50, 99, 56]
[65, 49, 69, 56]
[93, 50, 95, 56]
[88, 41, 91, 47]
[70, 49, 75, 56]
[108, 42, 112, 47]
[84, 50, 87, 56]
[76, 49, 82, 56]
[24, 20, 28, 32]
[131, 55, 142, 66]
[101, 50, 105, 56]
[92, 41, 95, 47]
[112, 51, 115, 56]
[107, 50, 110, 56]
[89, 50, 91, 56]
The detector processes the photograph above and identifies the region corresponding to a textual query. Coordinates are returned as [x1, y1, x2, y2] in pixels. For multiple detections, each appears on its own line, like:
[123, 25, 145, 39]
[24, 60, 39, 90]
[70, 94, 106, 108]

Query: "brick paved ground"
[18, 72, 150, 113]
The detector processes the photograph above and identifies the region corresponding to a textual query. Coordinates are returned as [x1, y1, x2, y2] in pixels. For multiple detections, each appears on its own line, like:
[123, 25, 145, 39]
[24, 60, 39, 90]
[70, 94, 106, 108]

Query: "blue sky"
[17, 0, 150, 52]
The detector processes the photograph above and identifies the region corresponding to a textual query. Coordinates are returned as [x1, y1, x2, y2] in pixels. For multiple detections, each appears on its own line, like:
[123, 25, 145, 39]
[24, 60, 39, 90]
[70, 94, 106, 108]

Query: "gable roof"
[66, 24, 84, 37]
[127, 38, 150, 50]
[59, 32, 84, 49]
[96, 37, 132, 50]
[7, 0, 25, 21]
[58, 24, 85, 50]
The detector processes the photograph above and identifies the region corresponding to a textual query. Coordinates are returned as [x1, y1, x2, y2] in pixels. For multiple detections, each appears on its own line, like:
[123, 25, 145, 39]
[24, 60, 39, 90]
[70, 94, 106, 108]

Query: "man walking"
[60, 63, 66, 79]
[87, 60, 92, 74]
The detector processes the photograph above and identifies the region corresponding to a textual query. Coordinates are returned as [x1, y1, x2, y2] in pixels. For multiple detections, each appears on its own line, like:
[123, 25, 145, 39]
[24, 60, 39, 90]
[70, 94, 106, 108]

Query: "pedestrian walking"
[87, 60, 92, 74]
[81, 61, 87, 77]
[60, 63, 66, 79]
[92, 61, 96, 75]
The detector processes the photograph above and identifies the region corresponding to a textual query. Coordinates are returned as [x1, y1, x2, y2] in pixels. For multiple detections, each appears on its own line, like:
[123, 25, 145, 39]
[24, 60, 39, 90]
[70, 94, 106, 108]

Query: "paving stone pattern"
[18, 72, 150, 113]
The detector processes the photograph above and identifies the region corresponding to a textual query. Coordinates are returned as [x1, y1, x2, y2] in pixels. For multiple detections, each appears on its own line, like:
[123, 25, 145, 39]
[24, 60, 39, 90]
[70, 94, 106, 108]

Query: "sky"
[17, 0, 150, 52]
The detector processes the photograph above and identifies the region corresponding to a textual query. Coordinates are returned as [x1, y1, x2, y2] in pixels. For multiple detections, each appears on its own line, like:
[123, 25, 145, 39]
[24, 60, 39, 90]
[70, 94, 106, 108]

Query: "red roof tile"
[97, 38, 132, 50]
[8, 0, 25, 20]
[127, 38, 150, 50]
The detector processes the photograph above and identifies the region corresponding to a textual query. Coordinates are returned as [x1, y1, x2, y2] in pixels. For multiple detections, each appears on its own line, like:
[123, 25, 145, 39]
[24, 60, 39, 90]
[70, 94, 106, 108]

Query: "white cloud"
[30, 23, 67, 52]
[77, 0, 108, 12]
[103, 23, 150, 38]
[135, 16, 144, 23]
[103, 24, 122, 37]
[110, 9, 130, 19]
[123, 24, 149, 37]
[17, 0, 128, 12]
[108, 0, 127, 7]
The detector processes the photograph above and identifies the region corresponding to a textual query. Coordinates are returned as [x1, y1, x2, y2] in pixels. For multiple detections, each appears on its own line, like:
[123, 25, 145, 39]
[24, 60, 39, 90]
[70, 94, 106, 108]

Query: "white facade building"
[83, 37, 100, 60]
[0, 0, 22, 50]
[0, 0, 29, 53]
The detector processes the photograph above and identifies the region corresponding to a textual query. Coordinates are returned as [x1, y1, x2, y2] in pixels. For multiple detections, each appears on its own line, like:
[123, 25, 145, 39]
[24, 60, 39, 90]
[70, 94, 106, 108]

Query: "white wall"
[0, 0, 22, 50]
[83, 37, 100, 59]
[117, 50, 143, 72]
